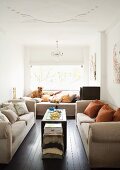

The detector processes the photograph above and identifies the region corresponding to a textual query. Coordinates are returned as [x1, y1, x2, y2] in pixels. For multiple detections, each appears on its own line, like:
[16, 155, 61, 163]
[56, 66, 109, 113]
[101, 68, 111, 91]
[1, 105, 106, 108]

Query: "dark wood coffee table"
[41, 109, 67, 153]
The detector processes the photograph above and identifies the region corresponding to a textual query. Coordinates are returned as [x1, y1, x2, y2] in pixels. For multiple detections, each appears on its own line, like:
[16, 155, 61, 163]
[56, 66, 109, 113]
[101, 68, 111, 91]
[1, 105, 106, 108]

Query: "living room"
[0, 0, 120, 169]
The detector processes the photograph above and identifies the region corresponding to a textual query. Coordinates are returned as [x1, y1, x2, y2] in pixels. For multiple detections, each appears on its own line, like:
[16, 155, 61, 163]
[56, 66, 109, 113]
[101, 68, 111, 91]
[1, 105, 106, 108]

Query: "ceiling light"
[51, 40, 63, 58]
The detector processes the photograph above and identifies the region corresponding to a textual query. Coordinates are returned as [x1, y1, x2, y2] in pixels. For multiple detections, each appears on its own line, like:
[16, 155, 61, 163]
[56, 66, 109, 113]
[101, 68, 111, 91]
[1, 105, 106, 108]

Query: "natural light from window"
[30, 65, 84, 90]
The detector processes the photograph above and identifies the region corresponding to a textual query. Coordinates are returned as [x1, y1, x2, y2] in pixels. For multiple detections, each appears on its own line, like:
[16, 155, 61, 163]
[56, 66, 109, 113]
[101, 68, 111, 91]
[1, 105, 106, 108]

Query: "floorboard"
[0, 119, 117, 170]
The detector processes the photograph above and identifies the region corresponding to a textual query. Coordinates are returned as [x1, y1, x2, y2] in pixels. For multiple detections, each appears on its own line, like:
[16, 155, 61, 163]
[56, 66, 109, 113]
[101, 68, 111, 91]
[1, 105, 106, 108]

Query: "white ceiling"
[0, 0, 120, 45]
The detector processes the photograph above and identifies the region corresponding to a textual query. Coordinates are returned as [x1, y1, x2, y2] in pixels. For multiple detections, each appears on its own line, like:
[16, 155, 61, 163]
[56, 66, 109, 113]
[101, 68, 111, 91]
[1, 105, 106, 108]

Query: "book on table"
[44, 123, 63, 135]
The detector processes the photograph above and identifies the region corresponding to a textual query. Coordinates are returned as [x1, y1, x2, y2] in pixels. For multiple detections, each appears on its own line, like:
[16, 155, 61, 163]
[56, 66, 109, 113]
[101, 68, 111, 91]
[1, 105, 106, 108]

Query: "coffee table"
[41, 109, 67, 153]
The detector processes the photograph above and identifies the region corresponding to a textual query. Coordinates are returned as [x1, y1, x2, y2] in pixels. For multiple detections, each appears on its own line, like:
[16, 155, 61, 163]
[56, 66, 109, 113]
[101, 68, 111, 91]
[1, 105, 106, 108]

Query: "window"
[30, 65, 84, 90]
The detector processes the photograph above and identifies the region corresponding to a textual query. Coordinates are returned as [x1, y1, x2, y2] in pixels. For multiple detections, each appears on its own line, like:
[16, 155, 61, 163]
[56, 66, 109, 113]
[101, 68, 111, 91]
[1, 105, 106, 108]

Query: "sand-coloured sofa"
[26, 90, 79, 117]
[36, 102, 75, 116]
[76, 100, 120, 168]
[0, 100, 36, 164]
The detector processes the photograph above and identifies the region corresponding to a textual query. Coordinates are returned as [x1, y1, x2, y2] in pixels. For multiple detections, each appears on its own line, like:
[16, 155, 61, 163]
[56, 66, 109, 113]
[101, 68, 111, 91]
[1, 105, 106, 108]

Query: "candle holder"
[55, 100, 59, 109]
[13, 87, 16, 99]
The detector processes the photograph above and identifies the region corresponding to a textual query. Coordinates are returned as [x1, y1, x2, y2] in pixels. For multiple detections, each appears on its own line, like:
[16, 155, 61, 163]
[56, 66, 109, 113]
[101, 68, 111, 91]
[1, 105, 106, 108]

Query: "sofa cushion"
[0, 111, 9, 122]
[61, 94, 71, 103]
[77, 113, 95, 124]
[32, 98, 42, 103]
[81, 123, 90, 143]
[19, 112, 34, 125]
[12, 121, 26, 143]
[113, 108, 120, 121]
[96, 104, 115, 122]
[68, 93, 76, 102]
[14, 102, 29, 116]
[49, 95, 62, 103]
[41, 95, 50, 102]
[1, 110, 19, 124]
[84, 100, 103, 118]
[0, 103, 16, 113]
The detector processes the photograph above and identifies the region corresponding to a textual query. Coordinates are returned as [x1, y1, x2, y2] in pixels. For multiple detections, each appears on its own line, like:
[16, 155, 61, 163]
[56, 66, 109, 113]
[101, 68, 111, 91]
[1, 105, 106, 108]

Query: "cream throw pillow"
[1, 102, 16, 113]
[14, 102, 29, 116]
[1, 110, 19, 124]
[0, 111, 9, 122]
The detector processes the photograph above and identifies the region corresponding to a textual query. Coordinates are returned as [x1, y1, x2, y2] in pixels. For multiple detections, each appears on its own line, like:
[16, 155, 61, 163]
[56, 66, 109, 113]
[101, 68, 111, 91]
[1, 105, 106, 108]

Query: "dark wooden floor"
[0, 119, 117, 170]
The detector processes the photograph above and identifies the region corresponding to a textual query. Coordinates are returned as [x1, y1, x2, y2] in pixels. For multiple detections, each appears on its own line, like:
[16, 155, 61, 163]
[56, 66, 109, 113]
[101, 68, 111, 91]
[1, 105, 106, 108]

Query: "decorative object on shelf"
[55, 100, 60, 109]
[49, 107, 55, 111]
[13, 87, 16, 99]
[113, 43, 120, 84]
[51, 40, 63, 58]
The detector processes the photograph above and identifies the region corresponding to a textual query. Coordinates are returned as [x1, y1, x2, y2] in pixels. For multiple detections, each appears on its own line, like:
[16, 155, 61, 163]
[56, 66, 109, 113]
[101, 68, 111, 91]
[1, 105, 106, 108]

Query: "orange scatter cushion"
[113, 108, 120, 121]
[61, 94, 71, 103]
[84, 100, 104, 118]
[96, 104, 115, 122]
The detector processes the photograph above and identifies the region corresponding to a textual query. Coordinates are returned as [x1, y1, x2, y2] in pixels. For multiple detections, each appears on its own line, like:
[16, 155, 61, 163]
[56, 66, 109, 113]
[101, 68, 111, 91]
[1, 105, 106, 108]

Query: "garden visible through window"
[31, 65, 84, 90]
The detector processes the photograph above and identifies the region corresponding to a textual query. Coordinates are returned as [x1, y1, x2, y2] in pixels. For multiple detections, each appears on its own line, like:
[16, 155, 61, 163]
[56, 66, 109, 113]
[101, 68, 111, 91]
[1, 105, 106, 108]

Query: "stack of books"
[42, 123, 64, 159]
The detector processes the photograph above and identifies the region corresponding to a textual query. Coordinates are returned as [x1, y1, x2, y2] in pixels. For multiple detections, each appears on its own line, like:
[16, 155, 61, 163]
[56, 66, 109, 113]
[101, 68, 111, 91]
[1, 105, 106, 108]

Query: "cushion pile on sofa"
[83, 100, 120, 122]
[28, 90, 79, 103]
[0, 101, 30, 122]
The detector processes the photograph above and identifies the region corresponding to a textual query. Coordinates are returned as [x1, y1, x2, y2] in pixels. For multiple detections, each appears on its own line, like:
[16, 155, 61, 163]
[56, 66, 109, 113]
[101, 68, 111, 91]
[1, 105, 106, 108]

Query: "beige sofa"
[0, 100, 36, 164]
[26, 90, 79, 117]
[36, 102, 76, 117]
[76, 100, 120, 168]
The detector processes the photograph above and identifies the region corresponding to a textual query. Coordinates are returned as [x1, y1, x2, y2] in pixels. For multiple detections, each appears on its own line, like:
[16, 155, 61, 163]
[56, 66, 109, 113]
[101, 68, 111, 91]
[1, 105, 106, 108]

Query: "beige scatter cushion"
[0, 111, 10, 122]
[1, 102, 17, 113]
[2, 110, 19, 124]
[41, 95, 50, 102]
[14, 102, 29, 116]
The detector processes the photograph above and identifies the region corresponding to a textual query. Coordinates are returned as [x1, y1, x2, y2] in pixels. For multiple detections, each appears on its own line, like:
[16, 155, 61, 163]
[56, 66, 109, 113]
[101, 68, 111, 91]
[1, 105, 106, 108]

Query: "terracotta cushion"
[61, 94, 71, 103]
[113, 108, 120, 121]
[96, 104, 115, 122]
[84, 100, 104, 118]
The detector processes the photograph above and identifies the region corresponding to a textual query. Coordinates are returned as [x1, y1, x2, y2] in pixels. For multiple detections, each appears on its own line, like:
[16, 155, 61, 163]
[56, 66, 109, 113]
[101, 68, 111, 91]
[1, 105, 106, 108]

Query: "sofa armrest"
[89, 122, 120, 143]
[75, 100, 91, 116]
[0, 122, 12, 139]
[0, 122, 12, 163]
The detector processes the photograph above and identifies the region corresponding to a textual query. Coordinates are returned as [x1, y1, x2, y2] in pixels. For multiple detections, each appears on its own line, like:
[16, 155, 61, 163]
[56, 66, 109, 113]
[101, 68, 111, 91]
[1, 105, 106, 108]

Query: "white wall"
[0, 32, 24, 102]
[24, 45, 89, 95]
[101, 22, 120, 107]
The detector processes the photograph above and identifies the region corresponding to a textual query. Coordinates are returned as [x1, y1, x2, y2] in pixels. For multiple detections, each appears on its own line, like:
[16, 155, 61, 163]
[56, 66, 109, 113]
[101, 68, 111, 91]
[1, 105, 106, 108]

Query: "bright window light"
[30, 65, 84, 90]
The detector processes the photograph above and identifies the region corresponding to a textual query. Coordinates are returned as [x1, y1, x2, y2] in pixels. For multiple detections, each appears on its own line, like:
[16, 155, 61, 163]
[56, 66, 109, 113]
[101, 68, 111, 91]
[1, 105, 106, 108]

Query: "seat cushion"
[77, 113, 95, 124]
[12, 121, 26, 143]
[19, 112, 34, 125]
